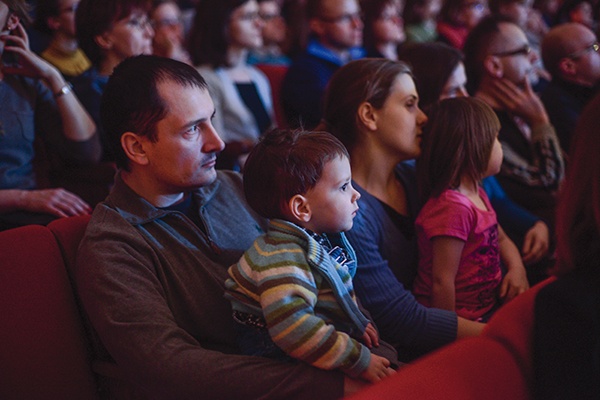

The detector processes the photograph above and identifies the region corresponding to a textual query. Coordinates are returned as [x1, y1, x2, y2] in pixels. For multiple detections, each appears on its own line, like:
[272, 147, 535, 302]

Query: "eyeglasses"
[259, 12, 282, 22]
[567, 41, 600, 59]
[378, 12, 402, 22]
[126, 17, 152, 30]
[235, 11, 262, 21]
[151, 18, 182, 29]
[319, 12, 363, 24]
[493, 44, 531, 57]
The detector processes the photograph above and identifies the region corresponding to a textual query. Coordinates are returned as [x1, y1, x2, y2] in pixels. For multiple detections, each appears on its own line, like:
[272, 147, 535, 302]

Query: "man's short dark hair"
[243, 129, 350, 219]
[463, 15, 512, 93]
[101, 55, 208, 171]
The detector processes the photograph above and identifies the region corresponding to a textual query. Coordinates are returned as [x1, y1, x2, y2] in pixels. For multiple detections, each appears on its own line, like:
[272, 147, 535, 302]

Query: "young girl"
[413, 97, 529, 322]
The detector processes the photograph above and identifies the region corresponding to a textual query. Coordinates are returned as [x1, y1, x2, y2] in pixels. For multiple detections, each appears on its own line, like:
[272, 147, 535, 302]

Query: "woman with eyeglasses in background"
[149, 0, 191, 64]
[189, 0, 275, 170]
[73, 0, 154, 161]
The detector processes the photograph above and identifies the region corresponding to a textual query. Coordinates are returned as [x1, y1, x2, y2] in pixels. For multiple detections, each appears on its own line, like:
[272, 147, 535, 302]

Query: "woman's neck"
[351, 145, 410, 215]
[227, 46, 249, 69]
[51, 31, 79, 54]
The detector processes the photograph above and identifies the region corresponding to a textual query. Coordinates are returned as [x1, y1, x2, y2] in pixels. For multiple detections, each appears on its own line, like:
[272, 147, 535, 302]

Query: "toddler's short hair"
[243, 129, 350, 219]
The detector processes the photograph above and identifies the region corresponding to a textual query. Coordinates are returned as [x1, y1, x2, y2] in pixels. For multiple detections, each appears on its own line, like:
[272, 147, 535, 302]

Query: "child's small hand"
[500, 266, 529, 303]
[360, 354, 395, 383]
[361, 322, 379, 348]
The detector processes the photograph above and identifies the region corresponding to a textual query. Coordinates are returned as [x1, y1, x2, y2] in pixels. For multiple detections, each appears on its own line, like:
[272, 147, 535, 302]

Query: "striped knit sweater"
[225, 219, 372, 378]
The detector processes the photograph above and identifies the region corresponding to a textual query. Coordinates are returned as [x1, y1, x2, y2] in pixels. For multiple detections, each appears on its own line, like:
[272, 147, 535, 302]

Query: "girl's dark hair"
[317, 58, 412, 152]
[188, 0, 248, 67]
[417, 97, 500, 200]
[398, 42, 464, 111]
[243, 129, 349, 219]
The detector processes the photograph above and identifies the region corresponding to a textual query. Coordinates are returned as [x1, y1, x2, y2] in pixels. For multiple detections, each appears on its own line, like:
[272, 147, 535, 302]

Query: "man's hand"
[489, 77, 549, 127]
[522, 220, 550, 265]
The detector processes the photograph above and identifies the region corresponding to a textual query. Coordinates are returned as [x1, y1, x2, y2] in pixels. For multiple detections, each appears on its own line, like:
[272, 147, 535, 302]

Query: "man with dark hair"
[463, 16, 564, 226]
[281, 0, 364, 129]
[75, 55, 364, 399]
[540, 22, 600, 152]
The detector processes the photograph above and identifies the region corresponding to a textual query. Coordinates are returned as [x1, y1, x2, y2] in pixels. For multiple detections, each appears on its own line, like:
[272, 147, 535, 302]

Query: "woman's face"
[439, 62, 468, 100]
[102, 9, 154, 61]
[371, 73, 428, 160]
[372, 2, 405, 45]
[228, 0, 264, 50]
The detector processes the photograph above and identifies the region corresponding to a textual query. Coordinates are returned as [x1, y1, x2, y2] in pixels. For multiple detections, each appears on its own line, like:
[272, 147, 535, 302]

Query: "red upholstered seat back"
[349, 337, 530, 400]
[482, 277, 556, 383]
[256, 64, 289, 129]
[47, 214, 92, 273]
[0, 223, 99, 400]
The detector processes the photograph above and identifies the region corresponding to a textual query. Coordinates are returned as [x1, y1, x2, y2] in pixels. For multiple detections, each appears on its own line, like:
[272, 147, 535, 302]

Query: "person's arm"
[483, 177, 550, 264]
[2, 23, 97, 145]
[0, 188, 91, 217]
[489, 78, 564, 189]
[498, 224, 529, 302]
[347, 208, 458, 354]
[430, 236, 464, 311]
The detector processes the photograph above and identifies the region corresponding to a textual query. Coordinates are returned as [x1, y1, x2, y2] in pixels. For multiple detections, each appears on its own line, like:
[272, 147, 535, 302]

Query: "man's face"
[139, 81, 225, 194]
[490, 22, 535, 87]
[562, 25, 600, 87]
[311, 0, 363, 50]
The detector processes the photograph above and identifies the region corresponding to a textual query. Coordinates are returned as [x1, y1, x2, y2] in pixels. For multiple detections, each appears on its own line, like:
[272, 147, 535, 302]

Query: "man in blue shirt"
[281, 0, 365, 128]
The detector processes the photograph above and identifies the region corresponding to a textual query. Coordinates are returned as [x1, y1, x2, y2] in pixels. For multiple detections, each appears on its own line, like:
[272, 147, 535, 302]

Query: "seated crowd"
[2, 0, 600, 398]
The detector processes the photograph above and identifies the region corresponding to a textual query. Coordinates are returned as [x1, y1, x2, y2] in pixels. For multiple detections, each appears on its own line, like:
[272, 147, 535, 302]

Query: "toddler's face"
[302, 156, 361, 234]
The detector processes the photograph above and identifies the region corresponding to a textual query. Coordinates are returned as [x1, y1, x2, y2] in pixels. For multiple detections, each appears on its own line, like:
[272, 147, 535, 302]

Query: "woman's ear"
[121, 132, 149, 166]
[357, 101, 378, 131]
[5, 13, 19, 31]
[288, 194, 312, 224]
[94, 33, 113, 50]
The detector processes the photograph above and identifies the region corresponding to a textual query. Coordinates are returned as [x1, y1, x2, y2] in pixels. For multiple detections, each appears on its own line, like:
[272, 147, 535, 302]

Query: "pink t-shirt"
[413, 187, 502, 321]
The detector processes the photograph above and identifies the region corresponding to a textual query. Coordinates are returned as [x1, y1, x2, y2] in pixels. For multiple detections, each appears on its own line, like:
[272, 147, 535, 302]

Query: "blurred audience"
[150, 0, 191, 64]
[189, 0, 275, 170]
[403, 0, 441, 43]
[361, 0, 405, 59]
[281, 0, 365, 128]
[437, 0, 490, 50]
[33, 0, 91, 80]
[541, 22, 600, 152]
[0, 0, 100, 230]
[248, 0, 291, 65]
[73, 0, 153, 160]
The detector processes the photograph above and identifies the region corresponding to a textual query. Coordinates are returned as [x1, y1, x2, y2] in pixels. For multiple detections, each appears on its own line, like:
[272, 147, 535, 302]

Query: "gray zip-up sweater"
[74, 171, 346, 399]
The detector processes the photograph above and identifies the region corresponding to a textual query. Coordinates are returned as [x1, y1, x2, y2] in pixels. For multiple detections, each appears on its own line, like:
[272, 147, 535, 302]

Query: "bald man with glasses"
[541, 22, 600, 152]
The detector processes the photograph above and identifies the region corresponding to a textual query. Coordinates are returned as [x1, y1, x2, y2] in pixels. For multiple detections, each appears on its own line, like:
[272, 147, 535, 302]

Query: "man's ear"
[484, 55, 503, 78]
[309, 18, 326, 38]
[288, 194, 312, 223]
[121, 132, 149, 166]
[357, 101, 377, 131]
[558, 57, 576, 77]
